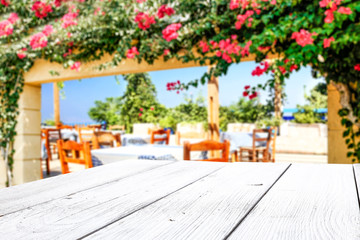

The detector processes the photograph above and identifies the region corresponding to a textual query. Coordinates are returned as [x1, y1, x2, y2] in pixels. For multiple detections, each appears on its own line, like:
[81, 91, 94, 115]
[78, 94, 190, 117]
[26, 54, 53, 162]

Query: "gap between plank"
[3, 161, 176, 217]
[224, 163, 292, 240]
[353, 165, 360, 210]
[79, 164, 226, 239]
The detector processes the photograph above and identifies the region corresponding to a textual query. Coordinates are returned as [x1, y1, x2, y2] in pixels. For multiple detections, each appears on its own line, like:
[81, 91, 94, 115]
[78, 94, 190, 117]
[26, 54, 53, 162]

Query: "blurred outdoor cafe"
[40, 121, 279, 176]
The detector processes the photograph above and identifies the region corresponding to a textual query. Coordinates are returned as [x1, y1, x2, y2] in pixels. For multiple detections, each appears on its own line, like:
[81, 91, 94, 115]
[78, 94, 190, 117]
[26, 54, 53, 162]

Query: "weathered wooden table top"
[0, 161, 359, 239]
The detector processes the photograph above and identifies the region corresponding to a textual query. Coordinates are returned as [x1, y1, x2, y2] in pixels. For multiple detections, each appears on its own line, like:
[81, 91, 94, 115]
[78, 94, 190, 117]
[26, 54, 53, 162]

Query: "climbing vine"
[0, 0, 359, 184]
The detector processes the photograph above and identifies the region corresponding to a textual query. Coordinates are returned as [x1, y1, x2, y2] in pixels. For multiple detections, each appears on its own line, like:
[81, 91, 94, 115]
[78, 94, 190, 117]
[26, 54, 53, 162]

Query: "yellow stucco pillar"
[327, 83, 352, 164]
[0, 84, 42, 187]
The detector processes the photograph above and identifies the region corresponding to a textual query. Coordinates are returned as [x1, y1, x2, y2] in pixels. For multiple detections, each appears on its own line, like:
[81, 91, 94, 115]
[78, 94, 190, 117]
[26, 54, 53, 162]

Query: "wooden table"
[0, 161, 359, 239]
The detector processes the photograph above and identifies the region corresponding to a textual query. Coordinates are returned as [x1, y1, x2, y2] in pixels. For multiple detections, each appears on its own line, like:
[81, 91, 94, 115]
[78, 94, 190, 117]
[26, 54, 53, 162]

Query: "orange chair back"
[183, 140, 230, 162]
[76, 126, 95, 143]
[92, 131, 121, 149]
[150, 129, 170, 145]
[57, 140, 93, 174]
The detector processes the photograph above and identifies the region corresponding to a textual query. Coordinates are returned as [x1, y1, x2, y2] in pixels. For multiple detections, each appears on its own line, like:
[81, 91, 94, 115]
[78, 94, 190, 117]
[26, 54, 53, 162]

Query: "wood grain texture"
[0, 161, 225, 239]
[0, 160, 171, 216]
[85, 163, 290, 240]
[228, 164, 360, 240]
[354, 164, 360, 205]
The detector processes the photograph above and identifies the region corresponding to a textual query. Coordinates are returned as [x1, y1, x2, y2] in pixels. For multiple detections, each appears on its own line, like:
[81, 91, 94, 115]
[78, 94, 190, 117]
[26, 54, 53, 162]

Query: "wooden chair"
[92, 131, 121, 149]
[56, 123, 73, 129]
[57, 140, 93, 174]
[76, 126, 95, 143]
[108, 125, 125, 131]
[150, 129, 170, 145]
[239, 128, 271, 162]
[42, 128, 62, 161]
[183, 140, 230, 162]
[88, 124, 102, 131]
[175, 131, 207, 145]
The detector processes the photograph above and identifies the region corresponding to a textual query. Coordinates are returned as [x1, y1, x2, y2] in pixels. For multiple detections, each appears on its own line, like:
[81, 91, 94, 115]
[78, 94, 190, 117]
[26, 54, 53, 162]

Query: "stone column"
[327, 83, 352, 164]
[2, 84, 42, 187]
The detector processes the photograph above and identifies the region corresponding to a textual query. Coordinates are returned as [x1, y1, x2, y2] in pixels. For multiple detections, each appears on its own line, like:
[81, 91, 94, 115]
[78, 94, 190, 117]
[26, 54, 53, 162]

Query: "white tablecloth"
[220, 131, 269, 153]
[91, 145, 184, 166]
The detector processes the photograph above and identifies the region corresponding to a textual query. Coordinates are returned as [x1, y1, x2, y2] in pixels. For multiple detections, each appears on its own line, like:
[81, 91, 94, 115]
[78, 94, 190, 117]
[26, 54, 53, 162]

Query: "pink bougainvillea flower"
[1, 0, 10, 7]
[163, 49, 170, 56]
[157, 5, 175, 19]
[126, 46, 139, 59]
[199, 40, 210, 53]
[17, 48, 27, 59]
[291, 29, 317, 47]
[319, 0, 332, 8]
[70, 61, 81, 71]
[249, 92, 258, 100]
[138, 113, 142, 117]
[54, 0, 63, 7]
[140, 108, 143, 112]
[162, 23, 181, 42]
[67, 32, 72, 38]
[323, 36, 335, 48]
[0, 20, 13, 36]
[242, 91, 249, 97]
[29, 32, 48, 49]
[8, 13, 19, 24]
[61, 12, 78, 29]
[251, 61, 270, 76]
[136, 0, 146, 3]
[150, 106, 154, 111]
[244, 85, 250, 90]
[42, 25, 54, 36]
[270, 0, 276, 4]
[134, 12, 155, 30]
[337, 7, 352, 15]
[290, 64, 298, 72]
[31, 1, 53, 19]
[355, 64, 360, 71]
[324, 9, 335, 23]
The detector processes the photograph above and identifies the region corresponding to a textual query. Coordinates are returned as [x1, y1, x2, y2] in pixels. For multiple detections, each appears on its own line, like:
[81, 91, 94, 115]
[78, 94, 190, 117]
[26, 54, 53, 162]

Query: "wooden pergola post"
[274, 78, 282, 118]
[53, 83, 60, 126]
[207, 66, 220, 142]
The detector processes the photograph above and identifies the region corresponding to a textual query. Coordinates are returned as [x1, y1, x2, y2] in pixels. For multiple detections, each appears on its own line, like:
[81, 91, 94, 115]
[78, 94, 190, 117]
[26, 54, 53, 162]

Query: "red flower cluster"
[70, 61, 81, 71]
[157, 5, 174, 19]
[136, 0, 146, 3]
[291, 29, 317, 47]
[29, 25, 53, 49]
[162, 23, 181, 42]
[29, 32, 48, 49]
[166, 80, 183, 94]
[61, 12, 78, 29]
[17, 48, 27, 59]
[134, 12, 156, 30]
[355, 64, 360, 71]
[1, 0, 9, 7]
[126, 47, 139, 59]
[235, 10, 254, 30]
[323, 37, 335, 48]
[251, 61, 270, 76]
[242, 85, 258, 100]
[31, 1, 53, 19]
[199, 40, 210, 53]
[0, 13, 19, 37]
[229, 0, 250, 10]
[320, 0, 352, 23]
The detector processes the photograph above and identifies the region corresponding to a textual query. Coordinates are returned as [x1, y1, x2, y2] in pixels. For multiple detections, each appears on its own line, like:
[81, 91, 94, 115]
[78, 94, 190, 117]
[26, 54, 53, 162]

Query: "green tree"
[159, 94, 207, 131]
[293, 82, 328, 123]
[120, 73, 166, 132]
[88, 97, 123, 125]
[220, 98, 272, 131]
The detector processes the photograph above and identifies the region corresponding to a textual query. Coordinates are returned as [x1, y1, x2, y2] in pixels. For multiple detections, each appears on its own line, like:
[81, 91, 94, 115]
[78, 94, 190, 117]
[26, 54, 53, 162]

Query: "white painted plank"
[86, 163, 290, 240]
[0, 161, 225, 239]
[0, 160, 171, 216]
[228, 164, 360, 239]
[354, 164, 360, 205]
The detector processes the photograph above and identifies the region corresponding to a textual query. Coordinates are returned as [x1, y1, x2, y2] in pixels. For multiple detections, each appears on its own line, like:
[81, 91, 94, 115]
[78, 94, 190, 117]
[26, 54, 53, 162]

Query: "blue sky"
[41, 61, 324, 124]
